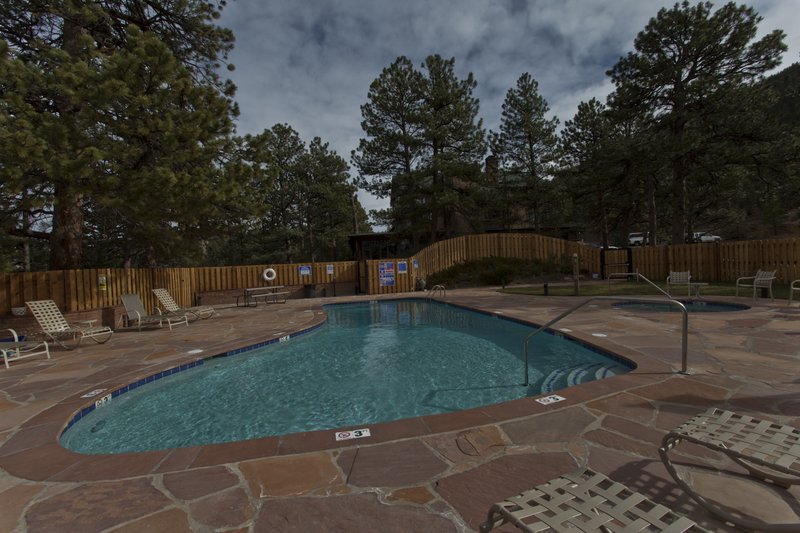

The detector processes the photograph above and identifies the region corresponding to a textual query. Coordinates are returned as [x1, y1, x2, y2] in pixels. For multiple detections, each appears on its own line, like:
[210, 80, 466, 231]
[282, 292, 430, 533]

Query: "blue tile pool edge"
[60, 319, 327, 439]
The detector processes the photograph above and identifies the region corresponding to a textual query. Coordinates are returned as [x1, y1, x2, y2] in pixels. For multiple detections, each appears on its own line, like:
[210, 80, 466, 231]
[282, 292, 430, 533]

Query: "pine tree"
[0, 0, 237, 269]
[352, 56, 424, 204]
[417, 55, 486, 241]
[490, 73, 559, 231]
[354, 55, 485, 244]
[301, 138, 367, 261]
[608, 1, 786, 245]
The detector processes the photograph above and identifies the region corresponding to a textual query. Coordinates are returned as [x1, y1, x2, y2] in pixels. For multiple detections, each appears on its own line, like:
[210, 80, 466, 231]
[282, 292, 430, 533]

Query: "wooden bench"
[237, 286, 289, 306]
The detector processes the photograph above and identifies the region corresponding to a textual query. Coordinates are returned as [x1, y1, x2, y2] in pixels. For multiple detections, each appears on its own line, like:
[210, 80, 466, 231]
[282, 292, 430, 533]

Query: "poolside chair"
[660, 407, 800, 532]
[790, 279, 800, 305]
[480, 468, 707, 532]
[120, 294, 189, 331]
[735, 269, 776, 300]
[2, 328, 50, 368]
[25, 300, 113, 349]
[666, 271, 691, 296]
[152, 288, 214, 320]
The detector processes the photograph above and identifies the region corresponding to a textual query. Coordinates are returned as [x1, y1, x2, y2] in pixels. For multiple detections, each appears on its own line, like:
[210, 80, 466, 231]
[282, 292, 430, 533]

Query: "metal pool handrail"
[523, 296, 689, 386]
[607, 271, 672, 299]
[428, 284, 446, 300]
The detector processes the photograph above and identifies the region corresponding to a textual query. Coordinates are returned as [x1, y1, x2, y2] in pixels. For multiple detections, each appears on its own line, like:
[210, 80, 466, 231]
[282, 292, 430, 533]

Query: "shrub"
[427, 257, 562, 289]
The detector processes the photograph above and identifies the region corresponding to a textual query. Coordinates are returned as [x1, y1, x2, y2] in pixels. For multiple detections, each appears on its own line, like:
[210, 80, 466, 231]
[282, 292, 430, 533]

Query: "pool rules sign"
[379, 261, 395, 287]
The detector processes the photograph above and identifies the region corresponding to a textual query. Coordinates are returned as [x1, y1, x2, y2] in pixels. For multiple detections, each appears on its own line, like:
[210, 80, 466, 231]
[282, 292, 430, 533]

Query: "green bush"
[427, 257, 563, 289]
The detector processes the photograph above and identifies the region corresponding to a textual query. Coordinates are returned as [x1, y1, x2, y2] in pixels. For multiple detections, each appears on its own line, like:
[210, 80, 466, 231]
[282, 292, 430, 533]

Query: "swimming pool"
[61, 300, 632, 454]
[613, 300, 749, 312]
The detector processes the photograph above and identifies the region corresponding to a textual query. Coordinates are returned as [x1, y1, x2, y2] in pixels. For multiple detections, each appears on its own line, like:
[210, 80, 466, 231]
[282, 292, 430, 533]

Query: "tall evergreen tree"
[0, 0, 236, 269]
[417, 55, 486, 240]
[560, 99, 617, 245]
[608, 1, 786, 245]
[300, 138, 368, 261]
[352, 56, 424, 205]
[490, 73, 559, 231]
[355, 55, 485, 244]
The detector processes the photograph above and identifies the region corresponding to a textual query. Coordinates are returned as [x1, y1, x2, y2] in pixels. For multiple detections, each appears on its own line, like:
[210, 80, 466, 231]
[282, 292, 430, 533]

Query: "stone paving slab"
[0, 289, 798, 531]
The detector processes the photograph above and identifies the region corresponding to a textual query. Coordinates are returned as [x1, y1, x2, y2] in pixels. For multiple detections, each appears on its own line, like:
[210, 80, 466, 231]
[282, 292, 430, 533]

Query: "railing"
[427, 284, 447, 300]
[522, 296, 689, 386]
[607, 272, 672, 299]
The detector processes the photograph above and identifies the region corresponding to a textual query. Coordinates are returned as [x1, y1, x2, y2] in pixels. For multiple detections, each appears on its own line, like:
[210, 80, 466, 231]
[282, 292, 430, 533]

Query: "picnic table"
[236, 286, 289, 307]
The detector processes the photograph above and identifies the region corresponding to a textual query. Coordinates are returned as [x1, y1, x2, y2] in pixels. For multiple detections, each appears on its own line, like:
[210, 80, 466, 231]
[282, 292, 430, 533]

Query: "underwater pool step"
[541, 362, 625, 394]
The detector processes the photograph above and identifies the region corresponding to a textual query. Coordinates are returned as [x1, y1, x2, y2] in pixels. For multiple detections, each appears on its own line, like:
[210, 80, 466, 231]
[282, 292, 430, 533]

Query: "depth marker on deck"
[536, 395, 566, 405]
[335, 428, 371, 441]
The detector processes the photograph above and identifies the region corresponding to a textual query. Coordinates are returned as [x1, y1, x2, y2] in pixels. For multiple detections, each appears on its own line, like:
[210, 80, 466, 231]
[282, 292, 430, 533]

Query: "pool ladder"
[522, 296, 689, 387]
[428, 284, 446, 300]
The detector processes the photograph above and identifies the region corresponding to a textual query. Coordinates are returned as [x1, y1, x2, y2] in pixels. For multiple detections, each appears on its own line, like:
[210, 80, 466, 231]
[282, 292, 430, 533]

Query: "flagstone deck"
[1, 287, 799, 532]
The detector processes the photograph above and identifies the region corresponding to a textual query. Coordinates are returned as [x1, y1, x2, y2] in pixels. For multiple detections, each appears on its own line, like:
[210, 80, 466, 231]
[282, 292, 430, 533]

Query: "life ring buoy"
[262, 268, 277, 282]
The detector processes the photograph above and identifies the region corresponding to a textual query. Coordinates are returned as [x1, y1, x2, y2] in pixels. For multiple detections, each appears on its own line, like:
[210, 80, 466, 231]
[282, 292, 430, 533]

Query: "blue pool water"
[614, 300, 749, 312]
[61, 300, 632, 454]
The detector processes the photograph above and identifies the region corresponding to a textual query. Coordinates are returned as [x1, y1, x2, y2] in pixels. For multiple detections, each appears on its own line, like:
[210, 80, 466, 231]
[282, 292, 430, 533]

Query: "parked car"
[579, 241, 620, 250]
[691, 231, 722, 243]
[627, 232, 648, 246]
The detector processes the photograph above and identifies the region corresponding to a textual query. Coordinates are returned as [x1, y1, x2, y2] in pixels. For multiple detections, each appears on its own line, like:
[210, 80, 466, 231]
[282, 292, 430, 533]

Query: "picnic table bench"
[236, 286, 289, 307]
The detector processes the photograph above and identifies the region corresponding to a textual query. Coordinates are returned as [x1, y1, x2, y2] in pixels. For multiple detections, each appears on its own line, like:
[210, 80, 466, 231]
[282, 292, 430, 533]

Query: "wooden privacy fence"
[604, 237, 800, 283]
[2, 234, 800, 316]
[413, 233, 599, 281]
[0, 261, 360, 317]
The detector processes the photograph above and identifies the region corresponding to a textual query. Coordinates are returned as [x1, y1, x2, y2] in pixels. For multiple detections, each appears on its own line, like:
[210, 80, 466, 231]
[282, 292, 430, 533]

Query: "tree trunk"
[49, 188, 84, 269]
[646, 171, 657, 246]
[599, 193, 609, 247]
[671, 157, 688, 245]
[670, 110, 688, 246]
[48, 19, 87, 271]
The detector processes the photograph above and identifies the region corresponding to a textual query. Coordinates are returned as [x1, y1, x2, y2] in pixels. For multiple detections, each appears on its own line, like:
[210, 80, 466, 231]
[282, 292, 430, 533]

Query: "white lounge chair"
[735, 269, 776, 300]
[2, 328, 50, 368]
[790, 279, 800, 305]
[660, 408, 800, 531]
[25, 300, 113, 349]
[120, 294, 189, 331]
[666, 271, 691, 296]
[152, 288, 214, 320]
[480, 468, 706, 532]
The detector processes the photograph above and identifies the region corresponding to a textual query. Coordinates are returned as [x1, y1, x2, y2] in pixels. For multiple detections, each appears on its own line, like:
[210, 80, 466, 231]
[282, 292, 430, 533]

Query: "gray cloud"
[219, 0, 799, 216]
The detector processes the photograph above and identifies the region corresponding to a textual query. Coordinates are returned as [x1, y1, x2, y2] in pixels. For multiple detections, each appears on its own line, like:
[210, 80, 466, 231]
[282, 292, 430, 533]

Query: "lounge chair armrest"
[2, 328, 21, 342]
[736, 275, 755, 284]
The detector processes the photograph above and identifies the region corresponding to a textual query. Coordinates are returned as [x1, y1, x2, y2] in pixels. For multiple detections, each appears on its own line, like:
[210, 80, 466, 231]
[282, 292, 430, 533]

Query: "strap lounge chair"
[152, 288, 214, 320]
[790, 279, 800, 305]
[666, 271, 692, 297]
[25, 300, 113, 349]
[659, 407, 800, 532]
[2, 328, 50, 368]
[480, 468, 707, 532]
[120, 294, 189, 331]
[735, 269, 776, 300]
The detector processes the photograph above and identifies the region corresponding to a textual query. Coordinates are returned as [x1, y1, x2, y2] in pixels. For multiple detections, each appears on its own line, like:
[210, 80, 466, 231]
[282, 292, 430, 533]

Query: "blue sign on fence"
[299, 265, 312, 276]
[397, 261, 407, 274]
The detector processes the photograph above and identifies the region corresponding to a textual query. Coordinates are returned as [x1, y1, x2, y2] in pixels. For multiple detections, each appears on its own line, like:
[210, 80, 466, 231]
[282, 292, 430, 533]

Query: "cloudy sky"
[218, 0, 799, 219]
